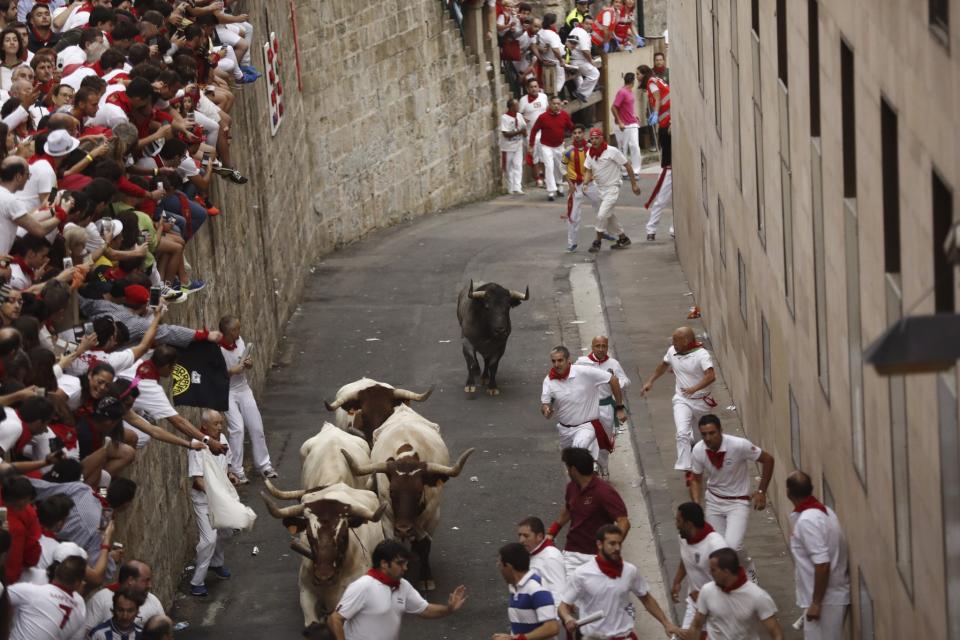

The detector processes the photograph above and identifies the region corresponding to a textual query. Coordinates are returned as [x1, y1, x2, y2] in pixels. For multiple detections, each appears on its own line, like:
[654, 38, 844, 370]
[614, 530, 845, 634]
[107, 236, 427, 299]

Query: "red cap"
[589, 127, 604, 137]
[124, 284, 149, 306]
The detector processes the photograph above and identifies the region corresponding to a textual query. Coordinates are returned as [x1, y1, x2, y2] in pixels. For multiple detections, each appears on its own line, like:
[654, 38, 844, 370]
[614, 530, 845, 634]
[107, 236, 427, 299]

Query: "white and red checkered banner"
[263, 32, 285, 135]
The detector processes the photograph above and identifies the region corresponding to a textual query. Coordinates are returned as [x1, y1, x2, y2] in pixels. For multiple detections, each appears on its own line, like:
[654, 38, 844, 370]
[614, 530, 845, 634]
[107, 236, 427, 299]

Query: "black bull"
[456, 280, 529, 395]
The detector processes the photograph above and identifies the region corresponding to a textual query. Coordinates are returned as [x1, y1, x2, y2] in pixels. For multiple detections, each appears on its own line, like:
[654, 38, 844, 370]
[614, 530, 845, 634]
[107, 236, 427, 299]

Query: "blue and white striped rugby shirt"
[508, 570, 558, 635]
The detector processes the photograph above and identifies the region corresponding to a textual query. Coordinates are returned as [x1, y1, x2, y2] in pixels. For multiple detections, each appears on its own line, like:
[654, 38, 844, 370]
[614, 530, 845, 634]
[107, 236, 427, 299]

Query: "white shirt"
[187, 433, 228, 502]
[691, 435, 762, 498]
[64, 348, 136, 378]
[695, 580, 778, 640]
[8, 581, 86, 640]
[0, 184, 26, 254]
[220, 337, 252, 393]
[8, 262, 31, 290]
[0, 406, 23, 454]
[536, 28, 564, 65]
[789, 506, 851, 607]
[679, 530, 728, 593]
[118, 360, 178, 421]
[663, 345, 715, 399]
[540, 364, 612, 426]
[569, 26, 592, 52]
[584, 146, 627, 190]
[529, 540, 566, 602]
[335, 575, 428, 640]
[499, 112, 527, 152]
[17, 158, 56, 213]
[574, 354, 629, 400]
[83, 587, 164, 635]
[561, 558, 649, 637]
[518, 93, 549, 136]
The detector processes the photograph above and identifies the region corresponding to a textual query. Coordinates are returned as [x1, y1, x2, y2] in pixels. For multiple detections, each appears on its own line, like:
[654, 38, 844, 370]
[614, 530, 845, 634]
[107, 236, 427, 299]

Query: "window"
[731, 0, 739, 59]
[822, 474, 835, 509]
[697, 0, 705, 93]
[859, 571, 876, 640]
[731, 59, 743, 188]
[779, 84, 793, 313]
[761, 315, 772, 396]
[840, 40, 856, 198]
[933, 171, 955, 313]
[754, 106, 765, 244]
[701, 150, 709, 215]
[712, 0, 722, 135]
[811, 141, 829, 396]
[751, 0, 759, 36]
[738, 251, 748, 322]
[789, 386, 800, 468]
[845, 200, 865, 484]
[890, 359, 912, 593]
[881, 99, 901, 274]
[939, 372, 960, 638]
[930, 0, 949, 43]
[718, 197, 727, 266]
[808, 1, 821, 136]
[776, 0, 788, 85]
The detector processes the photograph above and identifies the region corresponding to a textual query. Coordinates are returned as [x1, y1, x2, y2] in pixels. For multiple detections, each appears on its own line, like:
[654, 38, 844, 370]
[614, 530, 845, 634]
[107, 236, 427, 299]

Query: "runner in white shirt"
[499, 98, 527, 195]
[583, 127, 640, 252]
[329, 540, 467, 640]
[8, 555, 87, 640]
[534, 19, 565, 95]
[575, 335, 630, 475]
[640, 325, 718, 471]
[517, 516, 566, 603]
[687, 548, 783, 640]
[689, 415, 774, 583]
[558, 525, 680, 639]
[517, 79, 549, 186]
[786, 471, 850, 640]
[671, 501, 730, 628]
[541, 345, 627, 461]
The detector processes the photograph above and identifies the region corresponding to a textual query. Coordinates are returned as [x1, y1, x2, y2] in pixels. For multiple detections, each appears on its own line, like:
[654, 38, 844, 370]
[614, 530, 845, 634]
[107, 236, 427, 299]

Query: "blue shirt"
[508, 571, 557, 635]
[88, 619, 143, 640]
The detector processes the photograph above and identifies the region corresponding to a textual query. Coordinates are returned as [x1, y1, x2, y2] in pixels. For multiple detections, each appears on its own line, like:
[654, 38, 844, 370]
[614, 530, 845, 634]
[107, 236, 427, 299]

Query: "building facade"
[668, 0, 958, 637]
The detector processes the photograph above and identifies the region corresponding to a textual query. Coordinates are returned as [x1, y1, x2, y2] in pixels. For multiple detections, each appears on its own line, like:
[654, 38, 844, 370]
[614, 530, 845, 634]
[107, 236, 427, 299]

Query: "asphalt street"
[172, 180, 663, 639]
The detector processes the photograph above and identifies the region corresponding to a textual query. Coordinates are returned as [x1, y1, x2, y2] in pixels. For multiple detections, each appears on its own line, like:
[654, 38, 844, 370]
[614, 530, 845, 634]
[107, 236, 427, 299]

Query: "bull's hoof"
[302, 622, 324, 638]
[464, 385, 476, 393]
[486, 388, 500, 396]
[424, 579, 436, 591]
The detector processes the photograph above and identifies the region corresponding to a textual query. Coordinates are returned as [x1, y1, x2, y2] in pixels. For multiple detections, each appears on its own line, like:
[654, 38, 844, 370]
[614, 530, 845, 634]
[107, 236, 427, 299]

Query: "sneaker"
[181, 279, 206, 293]
[233, 474, 250, 485]
[669, 226, 676, 238]
[567, 244, 577, 252]
[548, 194, 555, 202]
[237, 68, 261, 84]
[600, 232, 617, 241]
[210, 566, 231, 579]
[646, 233, 656, 241]
[214, 166, 249, 184]
[588, 240, 602, 253]
[261, 468, 279, 479]
[160, 284, 185, 303]
[190, 584, 208, 597]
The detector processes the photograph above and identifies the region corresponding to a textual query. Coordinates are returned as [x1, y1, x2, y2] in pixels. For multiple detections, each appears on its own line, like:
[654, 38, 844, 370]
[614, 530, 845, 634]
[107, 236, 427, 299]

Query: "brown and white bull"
[324, 378, 433, 444]
[261, 424, 385, 636]
[341, 404, 474, 590]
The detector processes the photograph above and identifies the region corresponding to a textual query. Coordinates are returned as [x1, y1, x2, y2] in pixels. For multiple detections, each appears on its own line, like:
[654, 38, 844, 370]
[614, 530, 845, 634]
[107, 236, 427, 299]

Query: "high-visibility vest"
[646, 75, 671, 128]
[590, 7, 616, 46]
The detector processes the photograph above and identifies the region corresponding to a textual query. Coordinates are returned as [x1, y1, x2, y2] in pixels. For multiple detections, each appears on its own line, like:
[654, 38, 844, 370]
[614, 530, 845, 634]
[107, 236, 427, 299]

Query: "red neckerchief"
[366, 568, 400, 590]
[28, 153, 55, 166]
[14, 413, 33, 454]
[11, 255, 35, 280]
[506, 109, 517, 117]
[720, 568, 749, 593]
[677, 341, 704, 355]
[41, 528, 58, 539]
[526, 93, 539, 103]
[49, 422, 78, 450]
[571, 140, 587, 181]
[530, 538, 555, 556]
[686, 522, 715, 545]
[91, 487, 110, 509]
[588, 352, 608, 364]
[548, 365, 571, 381]
[106, 90, 131, 115]
[588, 141, 608, 159]
[793, 496, 827, 514]
[135, 360, 161, 381]
[594, 554, 623, 579]
[219, 340, 238, 351]
[706, 448, 725, 469]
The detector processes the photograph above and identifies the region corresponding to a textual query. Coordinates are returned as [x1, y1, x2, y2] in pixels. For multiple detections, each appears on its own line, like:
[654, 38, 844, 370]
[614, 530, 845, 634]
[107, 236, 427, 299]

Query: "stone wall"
[116, 0, 499, 607]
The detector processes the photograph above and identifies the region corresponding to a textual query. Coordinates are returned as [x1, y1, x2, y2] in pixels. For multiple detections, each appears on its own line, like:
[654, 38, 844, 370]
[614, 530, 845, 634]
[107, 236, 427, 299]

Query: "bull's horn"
[393, 386, 433, 402]
[263, 478, 307, 500]
[349, 501, 388, 523]
[290, 539, 314, 560]
[509, 286, 530, 301]
[260, 493, 306, 519]
[425, 447, 476, 477]
[467, 279, 486, 300]
[341, 449, 389, 477]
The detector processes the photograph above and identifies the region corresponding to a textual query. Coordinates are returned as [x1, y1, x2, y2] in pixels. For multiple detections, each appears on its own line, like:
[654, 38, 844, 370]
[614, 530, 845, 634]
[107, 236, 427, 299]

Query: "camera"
[50, 436, 64, 452]
[62, 257, 73, 270]
[149, 286, 161, 307]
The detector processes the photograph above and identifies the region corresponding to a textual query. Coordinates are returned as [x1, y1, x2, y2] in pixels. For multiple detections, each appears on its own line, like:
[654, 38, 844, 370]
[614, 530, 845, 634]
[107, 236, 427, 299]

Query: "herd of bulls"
[259, 281, 529, 636]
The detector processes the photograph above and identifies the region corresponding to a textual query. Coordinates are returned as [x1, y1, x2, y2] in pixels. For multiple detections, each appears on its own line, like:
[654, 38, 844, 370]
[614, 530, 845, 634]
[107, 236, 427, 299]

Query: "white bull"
[342, 405, 473, 590]
[324, 377, 433, 444]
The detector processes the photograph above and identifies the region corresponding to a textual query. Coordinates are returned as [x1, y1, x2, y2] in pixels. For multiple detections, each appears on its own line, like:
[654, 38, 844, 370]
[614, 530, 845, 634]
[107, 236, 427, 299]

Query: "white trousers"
[802, 604, 848, 640]
[594, 186, 624, 236]
[567, 181, 600, 246]
[216, 23, 253, 65]
[614, 124, 641, 174]
[705, 491, 751, 551]
[573, 61, 599, 96]
[646, 168, 673, 235]
[556, 422, 599, 460]
[596, 403, 617, 474]
[191, 497, 231, 586]
[542, 145, 564, 195]
[672, 394, 714, 470]
[226, 387, 273, 476]
[502, 147, 523, 192]
[562, 550, 594, 577]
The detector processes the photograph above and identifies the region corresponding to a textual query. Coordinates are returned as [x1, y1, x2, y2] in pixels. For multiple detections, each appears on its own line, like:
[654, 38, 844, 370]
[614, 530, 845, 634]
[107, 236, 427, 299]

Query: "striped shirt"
[78, 297, 197, 347]
[88, 619, 143, 640]
[508, 571, 557, 635]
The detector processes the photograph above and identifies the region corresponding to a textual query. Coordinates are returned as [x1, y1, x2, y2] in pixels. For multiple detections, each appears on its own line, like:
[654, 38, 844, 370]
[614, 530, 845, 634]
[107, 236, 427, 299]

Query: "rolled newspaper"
[575, 611, 604, 627]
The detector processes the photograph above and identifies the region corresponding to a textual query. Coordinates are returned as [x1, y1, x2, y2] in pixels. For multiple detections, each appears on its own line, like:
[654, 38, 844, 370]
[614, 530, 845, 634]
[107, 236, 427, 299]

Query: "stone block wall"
[115, 0, 498, 607]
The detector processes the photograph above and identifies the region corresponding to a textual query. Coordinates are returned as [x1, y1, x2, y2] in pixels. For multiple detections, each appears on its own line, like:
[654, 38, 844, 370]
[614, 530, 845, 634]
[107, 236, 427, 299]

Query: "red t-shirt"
[563, 476, 627, 554]
[530, 110, 574, 148]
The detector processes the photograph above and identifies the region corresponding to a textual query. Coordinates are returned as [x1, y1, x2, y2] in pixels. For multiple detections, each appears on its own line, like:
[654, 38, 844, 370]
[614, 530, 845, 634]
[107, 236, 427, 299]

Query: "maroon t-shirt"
[563, 476, 628, 554]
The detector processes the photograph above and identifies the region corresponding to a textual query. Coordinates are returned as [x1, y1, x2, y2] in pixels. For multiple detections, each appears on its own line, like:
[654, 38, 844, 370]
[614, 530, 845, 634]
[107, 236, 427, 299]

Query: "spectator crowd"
[0, 0, 281, 638]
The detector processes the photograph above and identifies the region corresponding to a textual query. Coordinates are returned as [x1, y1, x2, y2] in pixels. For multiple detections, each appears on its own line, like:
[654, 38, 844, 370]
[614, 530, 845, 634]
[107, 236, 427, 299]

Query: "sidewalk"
[589, 177, 802, 636]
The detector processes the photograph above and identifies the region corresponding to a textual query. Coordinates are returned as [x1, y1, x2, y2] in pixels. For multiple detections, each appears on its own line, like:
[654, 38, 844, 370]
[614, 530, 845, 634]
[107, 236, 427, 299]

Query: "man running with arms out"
[583, 127, 640, 253]
[329, 540, 467, 640]
[575, 335, 630, 477]
[640, 326, 717, 476]
[671, 501, 728, 630]
[559, 525, 681, 640]
[689, 414, 775, 584]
